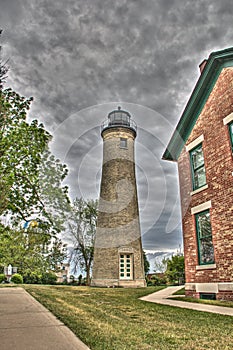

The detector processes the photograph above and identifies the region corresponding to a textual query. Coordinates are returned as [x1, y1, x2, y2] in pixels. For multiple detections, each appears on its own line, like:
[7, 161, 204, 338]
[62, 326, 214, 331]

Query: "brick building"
[163, 47, 233, 300]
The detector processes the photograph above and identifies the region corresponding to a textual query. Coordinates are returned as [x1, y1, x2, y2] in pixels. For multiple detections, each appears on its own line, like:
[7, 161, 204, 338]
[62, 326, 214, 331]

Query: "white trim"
[186, 282, 233, 293]
[196, 264, 216, 270]
[218, 283, 233, 292]
[196, 283, 218, 293]
[190, 184, 208, 196]
[186, 134, 204, 152]
[191, 200, 212, 215]
[223, 112, 233, 125]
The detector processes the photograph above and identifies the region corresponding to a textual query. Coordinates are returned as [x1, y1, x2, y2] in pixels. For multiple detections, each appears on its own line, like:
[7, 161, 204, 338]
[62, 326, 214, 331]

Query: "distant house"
[56, 263, 70, 283]
[163, 47, 233, 300]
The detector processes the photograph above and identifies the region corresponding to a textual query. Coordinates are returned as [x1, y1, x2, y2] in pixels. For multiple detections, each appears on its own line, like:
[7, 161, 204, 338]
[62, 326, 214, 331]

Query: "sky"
[1, 0, 233, 252]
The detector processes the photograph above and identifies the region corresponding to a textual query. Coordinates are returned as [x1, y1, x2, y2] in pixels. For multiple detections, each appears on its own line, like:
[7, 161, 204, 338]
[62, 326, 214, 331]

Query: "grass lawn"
[24, 285, 233, 350]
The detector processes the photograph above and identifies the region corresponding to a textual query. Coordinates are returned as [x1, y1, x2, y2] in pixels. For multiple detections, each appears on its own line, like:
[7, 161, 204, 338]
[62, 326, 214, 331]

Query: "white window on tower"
[119, 254, 133, 279]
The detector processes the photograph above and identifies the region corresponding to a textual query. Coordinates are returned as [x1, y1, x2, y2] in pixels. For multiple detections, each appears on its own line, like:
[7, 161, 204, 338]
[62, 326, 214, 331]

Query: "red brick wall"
[178, 67, 233, 299]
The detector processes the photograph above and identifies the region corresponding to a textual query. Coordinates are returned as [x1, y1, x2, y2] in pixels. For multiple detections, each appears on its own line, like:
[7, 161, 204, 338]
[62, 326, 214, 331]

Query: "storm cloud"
[1, 0, 233, 250]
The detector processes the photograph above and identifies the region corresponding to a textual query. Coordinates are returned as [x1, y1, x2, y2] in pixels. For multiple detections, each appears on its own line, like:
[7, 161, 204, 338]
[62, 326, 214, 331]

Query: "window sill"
[196, 264, 216, 270]
[190, 184, 208, 196]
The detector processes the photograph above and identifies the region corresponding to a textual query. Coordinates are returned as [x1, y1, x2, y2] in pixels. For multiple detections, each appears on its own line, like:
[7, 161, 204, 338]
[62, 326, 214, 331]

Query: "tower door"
[119, 254, 133, 280]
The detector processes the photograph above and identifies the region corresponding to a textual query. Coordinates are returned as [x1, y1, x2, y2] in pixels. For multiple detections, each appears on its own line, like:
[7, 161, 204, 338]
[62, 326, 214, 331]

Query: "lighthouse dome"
[101, 106, 137, 134]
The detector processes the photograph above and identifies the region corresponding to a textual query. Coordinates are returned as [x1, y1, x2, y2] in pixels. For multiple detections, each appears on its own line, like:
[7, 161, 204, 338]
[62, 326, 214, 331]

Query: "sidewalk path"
[140, 285, 233, 316]
[0, 287, 90, 350]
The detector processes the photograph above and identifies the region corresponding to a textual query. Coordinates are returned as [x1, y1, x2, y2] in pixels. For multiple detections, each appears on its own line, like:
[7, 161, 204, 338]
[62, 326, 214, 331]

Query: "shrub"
[147, 280, 153, 286]
[11, 273, 23, 284]
[41, 272, 57, 285]
[23, 272, 42, 284]
[0, 273, 6, 283]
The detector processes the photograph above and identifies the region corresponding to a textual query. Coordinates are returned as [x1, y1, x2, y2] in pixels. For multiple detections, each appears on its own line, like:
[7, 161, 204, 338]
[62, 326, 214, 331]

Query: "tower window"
[190, 144, 206, 190]
[120, 138, 127, 148]
[195, 210, 214, 265]
[119, 254, 133, 279]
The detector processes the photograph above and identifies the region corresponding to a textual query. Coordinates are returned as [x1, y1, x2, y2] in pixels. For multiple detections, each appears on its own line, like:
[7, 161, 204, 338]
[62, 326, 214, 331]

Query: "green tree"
[0, 223, 66, 279]
[0, 29, 8, 90]
[165, 254, 185, 285]
[1, 32, 70, 232]
[0, 88, 70, 234]
[143, 251, 150, 275]
[0, 88, 50, 216]
[67, 198, 98, 286]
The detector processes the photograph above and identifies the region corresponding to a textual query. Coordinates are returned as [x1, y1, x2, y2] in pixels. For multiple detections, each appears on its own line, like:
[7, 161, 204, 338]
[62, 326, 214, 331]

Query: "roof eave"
[163, 47, 233, 161]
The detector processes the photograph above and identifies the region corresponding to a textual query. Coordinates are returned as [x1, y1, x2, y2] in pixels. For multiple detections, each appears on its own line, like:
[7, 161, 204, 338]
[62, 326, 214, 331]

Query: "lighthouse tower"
[91, 107, 146, 287]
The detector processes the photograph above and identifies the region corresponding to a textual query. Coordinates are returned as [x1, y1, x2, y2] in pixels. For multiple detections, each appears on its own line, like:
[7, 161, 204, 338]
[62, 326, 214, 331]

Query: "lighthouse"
[91, 107, 146, 287]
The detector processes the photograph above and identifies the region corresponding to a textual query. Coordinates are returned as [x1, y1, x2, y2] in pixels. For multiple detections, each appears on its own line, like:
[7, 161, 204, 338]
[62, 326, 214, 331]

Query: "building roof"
[163, 47, 233, 161]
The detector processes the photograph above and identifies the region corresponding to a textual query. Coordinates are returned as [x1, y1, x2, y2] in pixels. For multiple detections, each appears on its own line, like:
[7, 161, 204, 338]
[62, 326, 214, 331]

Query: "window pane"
[191, 147, 204, 169]
[229, 123, 233, 151]
[190, 144, 206, 190]
[120, 138, 127, 148]
[196, 210, 214, 265]
[197, 212, 211, 238]
[199, 238, 215, 264]
[194, 167, 206, 188]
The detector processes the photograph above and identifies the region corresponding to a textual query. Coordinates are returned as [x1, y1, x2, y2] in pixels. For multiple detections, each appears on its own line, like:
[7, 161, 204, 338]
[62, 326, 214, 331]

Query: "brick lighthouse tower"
[91, 107, 146, 287]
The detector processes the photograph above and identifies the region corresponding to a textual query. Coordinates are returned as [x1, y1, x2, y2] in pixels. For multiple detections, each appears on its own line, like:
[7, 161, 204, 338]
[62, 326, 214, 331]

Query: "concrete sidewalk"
[140, 285, 233, 317]
[0, 287, 90, 350]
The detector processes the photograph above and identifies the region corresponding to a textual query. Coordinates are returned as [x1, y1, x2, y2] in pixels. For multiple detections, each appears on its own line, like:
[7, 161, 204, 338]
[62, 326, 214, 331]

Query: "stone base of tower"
[91, 278, 146, 288]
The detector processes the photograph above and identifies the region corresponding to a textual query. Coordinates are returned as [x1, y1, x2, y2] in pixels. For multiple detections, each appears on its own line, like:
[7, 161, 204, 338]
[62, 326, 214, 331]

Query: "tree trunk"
[86, 264, 91, 286]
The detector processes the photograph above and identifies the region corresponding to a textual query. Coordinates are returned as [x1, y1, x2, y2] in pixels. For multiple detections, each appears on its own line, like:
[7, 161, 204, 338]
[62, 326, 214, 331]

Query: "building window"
[119, 254, 133, 279]
[120, 138, 127, 148]
[200, 293, 216, 300]
[229, 122, 233, 152]
[195, 210, 214, 265]
[190, 144, 206, 190]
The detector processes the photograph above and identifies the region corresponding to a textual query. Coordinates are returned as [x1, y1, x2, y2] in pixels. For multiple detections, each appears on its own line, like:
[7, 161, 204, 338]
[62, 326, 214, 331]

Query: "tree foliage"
[0, 88, 50, 215]
[67, 198, 98, 285]
[0, 223, 66, 279]
[0, 87, 70, 234]
[143, 251, 150, 275]
[0, 32, 70, 278]
[165, 254, 185, 285]
[0, 29, 8, 90]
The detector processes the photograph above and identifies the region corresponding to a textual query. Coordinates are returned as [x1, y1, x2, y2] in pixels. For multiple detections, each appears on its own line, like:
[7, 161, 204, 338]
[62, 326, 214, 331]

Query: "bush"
[0, 273, 6, 283]
[41, 272, 57, 285]
[23, 272, 42, 284]
[147, 280, 153, 286]
[11, 273, 23, 284]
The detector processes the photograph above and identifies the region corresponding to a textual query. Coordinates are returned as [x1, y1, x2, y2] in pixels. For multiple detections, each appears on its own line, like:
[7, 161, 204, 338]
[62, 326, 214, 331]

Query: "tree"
[0, 88, 70, 234]
[0, 88, 50, 216]
[0, 223, 66, 279]
[1, 31, 70, 232]
[154, 256, 168, 273]
[67, 198, 98, 286]
[165, 254, 185, 285]
[143, 251, 150, 275]
[0, 31, 70, 280]
[0, 29, 8, 90]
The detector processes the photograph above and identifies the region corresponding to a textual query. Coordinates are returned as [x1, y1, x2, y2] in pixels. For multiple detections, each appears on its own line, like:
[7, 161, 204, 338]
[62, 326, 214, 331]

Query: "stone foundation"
[185, 282, 233, 300]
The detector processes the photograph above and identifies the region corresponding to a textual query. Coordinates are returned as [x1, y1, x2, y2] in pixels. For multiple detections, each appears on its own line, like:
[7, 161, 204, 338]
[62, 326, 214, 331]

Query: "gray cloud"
[1, 0, 233, 250]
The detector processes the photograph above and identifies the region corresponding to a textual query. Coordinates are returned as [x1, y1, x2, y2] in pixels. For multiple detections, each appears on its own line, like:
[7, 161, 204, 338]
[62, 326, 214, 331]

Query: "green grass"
[171, 287, 233, 308]
[172, 287, 185, 295]
[170, 295, 233, 308]
[24, 285, 233, 350]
